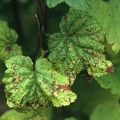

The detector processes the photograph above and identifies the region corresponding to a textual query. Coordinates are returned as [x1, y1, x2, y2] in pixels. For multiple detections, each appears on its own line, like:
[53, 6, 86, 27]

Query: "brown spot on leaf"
[5, 45, 12, 53]
[106, 66, 114, 73]
[58, 84, 70, 91]
[51, 81, 70, 95]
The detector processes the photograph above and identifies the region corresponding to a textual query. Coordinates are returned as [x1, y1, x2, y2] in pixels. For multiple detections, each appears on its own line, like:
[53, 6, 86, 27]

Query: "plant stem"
[33, 0, 46, 62]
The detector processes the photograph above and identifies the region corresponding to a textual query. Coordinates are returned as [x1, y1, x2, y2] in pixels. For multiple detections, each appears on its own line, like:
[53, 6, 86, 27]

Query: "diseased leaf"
[90, 101, 120, 120]
[3, 55, 76, 109]
[0, 21, 22, 61]
[96, 64, 120, 94]
[48, 9, 112, 84]
[46, 0, 95, 11]
[90, 0, 120, 53]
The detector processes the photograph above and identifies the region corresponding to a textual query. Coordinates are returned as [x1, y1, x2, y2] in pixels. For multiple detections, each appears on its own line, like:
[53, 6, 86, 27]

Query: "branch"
[33, 0, 46, 62]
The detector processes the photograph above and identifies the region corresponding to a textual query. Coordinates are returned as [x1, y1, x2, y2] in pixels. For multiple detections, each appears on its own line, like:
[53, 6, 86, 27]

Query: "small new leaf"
[0, 21, 22, 61]
[3, 55, 76, 109]
[48, 9, 112, 84]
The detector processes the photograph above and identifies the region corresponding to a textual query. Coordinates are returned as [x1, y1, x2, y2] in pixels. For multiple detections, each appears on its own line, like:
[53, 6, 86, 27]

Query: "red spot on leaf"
[51, 81, 70, 95]
[106, 66, 114, 73]
[59, 84, 70, 91]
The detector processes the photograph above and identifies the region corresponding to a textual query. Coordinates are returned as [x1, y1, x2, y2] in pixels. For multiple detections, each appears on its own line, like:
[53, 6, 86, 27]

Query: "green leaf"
[3, 55, 76, 109]
[48, 9, 112, 84]
[46, 0, 64, 8]
[46, 0, 95, 11]
[0, 108, 51, 120]
[0, 21, 22, 61]
[90, 101, 120, 120]
[67, 75, 119, 115]
[90, 0, 120, 53]
[96, 64, 120, 94]
[65, 0, 94, 11]
[0, 21, 18, 43]
[65, 117, 78, 120]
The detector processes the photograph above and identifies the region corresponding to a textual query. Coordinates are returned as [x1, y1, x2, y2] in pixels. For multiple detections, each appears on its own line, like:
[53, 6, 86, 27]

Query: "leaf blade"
[3, 55, 77, 109]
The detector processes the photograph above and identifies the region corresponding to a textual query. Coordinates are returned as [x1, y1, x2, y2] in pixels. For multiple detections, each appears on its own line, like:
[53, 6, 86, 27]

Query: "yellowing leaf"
[3, 55, 76, 109]
[48, 9, 112, 84]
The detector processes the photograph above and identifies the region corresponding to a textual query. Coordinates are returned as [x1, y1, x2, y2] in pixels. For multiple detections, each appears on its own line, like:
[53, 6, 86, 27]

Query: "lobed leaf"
[48, 9, 112, 84]
[3, 55, 76, 109]
[0, 21, 22, 61]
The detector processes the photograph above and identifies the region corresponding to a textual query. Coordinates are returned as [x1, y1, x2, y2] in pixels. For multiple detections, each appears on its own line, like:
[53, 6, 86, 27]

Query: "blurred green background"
[0, 0, 120, 120]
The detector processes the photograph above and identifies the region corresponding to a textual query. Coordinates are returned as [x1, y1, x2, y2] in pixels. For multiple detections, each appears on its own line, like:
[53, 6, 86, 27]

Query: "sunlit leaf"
[3, 55, 76, 108]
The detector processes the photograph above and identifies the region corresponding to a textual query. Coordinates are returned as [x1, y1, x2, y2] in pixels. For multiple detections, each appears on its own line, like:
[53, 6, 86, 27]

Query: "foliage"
[0, 0, 120, 120]
[46, 0, 95, 11]
[0, 21, 22, 61]
[65, 117, 78, 120]
[48, 9, 112, 85]
[90, 0, 120, 53]
[3, 55, 76, 108]
[96, 64, 120, 94]
[0, 109, 51, 120]
[90, 101, 120, 120]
